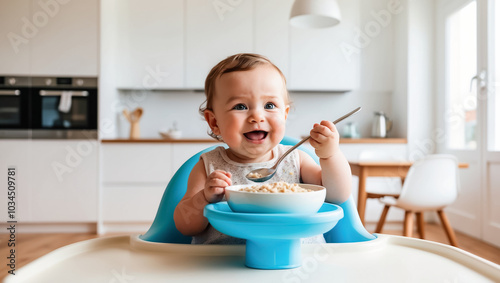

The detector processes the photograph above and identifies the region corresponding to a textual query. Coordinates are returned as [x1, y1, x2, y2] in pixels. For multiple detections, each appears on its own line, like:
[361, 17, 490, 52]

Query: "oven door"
[31, 88, 98, 139]
[0, 87, 31, 138]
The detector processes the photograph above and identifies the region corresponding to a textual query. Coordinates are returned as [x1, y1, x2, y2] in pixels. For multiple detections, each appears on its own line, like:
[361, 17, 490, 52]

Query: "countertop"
[101, 138, 408, 144]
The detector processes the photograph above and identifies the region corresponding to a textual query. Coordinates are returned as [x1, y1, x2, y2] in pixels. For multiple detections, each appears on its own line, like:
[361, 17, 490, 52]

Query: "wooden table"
[349, 161, 469, 225]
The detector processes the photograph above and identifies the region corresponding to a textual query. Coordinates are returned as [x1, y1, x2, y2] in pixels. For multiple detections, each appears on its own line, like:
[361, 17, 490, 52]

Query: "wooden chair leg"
[437, 210, 458, 247]
[416, 212, 425, 239]
[375, 205, 391, 233]
[403, 211, 414, 237]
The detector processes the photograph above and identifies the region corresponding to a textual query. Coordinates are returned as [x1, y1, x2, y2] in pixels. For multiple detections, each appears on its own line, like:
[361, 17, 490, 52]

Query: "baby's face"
[209, 65, 289, 163]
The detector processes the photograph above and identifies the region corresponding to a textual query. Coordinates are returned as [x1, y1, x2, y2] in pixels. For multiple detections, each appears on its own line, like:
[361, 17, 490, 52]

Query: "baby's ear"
[204, 110, 221, 136]
[284, 105, 290, 120]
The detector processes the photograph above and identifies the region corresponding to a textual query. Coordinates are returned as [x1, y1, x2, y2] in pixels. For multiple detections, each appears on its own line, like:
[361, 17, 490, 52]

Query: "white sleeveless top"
[192, 144, 326, 245]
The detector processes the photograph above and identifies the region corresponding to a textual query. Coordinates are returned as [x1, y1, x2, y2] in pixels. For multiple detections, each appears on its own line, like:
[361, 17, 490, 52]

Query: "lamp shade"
[290, 0, 342, 28]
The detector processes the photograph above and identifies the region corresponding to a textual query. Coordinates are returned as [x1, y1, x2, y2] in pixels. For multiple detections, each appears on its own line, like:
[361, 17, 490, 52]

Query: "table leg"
[357, 169, 367, 225]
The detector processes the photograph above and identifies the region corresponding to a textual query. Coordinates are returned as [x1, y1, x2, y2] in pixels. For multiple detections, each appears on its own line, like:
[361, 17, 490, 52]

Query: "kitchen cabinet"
[0, 0, 31, 75]
[185, 0, 254, 89]
[0, 0, 99, 76]
[100, 142, 220, 225]
[0, 141, 32, 222]
[114, 0, 184, 89]
[30, 0, 99, 76]
[254, 0, 292, 80]
[0, 140, 98, 223]
[101, 143, 172, 223]
[171, 142, 221, 172]
[106, 0, 359, 91]
[288, 0, 360, 91]
[30, 141, 98, 222]
[102, 144, 173, 184]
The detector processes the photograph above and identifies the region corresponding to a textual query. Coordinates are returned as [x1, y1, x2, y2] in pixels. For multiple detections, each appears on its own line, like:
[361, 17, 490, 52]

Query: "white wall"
[392, 0, 436, 161]
[407, 0, 435, 161]
[392, 1, 409, 139]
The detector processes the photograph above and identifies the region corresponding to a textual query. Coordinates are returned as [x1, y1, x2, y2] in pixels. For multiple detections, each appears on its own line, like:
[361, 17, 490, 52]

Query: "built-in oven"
[31, 77, 98, 139]
[0, 76, 31, 138]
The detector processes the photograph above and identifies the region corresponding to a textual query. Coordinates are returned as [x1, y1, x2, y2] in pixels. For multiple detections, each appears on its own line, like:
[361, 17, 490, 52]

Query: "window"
[445, 1, 477, 150]
[491, 0, 500, 150]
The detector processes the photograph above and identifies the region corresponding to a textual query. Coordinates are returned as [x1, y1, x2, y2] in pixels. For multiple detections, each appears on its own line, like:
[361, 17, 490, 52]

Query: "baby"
[174, 53, 352, 244]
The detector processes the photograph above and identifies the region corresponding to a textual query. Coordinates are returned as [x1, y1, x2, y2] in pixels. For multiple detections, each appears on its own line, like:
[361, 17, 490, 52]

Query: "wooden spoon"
[131, 107, 143, 122]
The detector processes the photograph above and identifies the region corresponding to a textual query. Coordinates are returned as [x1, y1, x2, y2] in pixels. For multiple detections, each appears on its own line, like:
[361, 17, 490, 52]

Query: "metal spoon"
[245, 107, 362, 182]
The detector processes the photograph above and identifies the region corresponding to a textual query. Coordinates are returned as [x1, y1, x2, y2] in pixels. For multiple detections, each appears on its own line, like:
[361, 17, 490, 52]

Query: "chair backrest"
[396, 154, 459, 211]
[140, 136, 375, 243]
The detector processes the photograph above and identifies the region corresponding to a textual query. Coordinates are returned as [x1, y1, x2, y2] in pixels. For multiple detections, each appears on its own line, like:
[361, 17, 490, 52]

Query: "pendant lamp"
[290, 0, 342, 28]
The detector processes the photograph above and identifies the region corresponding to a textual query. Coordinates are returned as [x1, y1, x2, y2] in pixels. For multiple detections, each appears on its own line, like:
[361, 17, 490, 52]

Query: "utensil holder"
[130, 121, 140, 139]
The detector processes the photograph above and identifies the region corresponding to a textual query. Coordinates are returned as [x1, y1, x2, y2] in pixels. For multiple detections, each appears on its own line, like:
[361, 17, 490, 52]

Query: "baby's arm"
[173, 160, 231, 236]
[299, 120, 351, 204]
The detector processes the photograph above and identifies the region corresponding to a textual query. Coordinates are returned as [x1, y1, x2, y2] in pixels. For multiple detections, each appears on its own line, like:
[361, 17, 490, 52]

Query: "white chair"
[374, 154, 460, 246]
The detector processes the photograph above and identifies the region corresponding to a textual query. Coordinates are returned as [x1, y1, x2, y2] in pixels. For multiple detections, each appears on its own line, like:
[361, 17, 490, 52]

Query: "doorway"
[436, 0, 500, 247]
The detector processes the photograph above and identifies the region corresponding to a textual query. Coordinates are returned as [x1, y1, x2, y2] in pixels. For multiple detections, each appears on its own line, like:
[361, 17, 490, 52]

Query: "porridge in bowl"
[225, 182, 326, 214]
[240, 182, 313, 193]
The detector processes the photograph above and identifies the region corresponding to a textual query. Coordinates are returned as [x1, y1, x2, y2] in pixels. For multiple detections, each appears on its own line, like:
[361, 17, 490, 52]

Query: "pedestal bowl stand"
[204, 202, 343, 270]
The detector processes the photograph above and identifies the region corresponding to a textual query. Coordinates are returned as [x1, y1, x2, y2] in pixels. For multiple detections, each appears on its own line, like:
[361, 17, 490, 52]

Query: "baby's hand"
[204, 170, 232, 203]
[309, 120, 340, 159]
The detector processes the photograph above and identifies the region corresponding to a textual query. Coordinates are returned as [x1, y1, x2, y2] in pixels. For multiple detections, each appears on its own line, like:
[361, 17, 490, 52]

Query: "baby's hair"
[200, 53, 289, 140]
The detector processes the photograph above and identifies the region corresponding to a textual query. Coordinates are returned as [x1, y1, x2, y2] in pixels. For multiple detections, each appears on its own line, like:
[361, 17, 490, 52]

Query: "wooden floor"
[0, 223, 499, 281]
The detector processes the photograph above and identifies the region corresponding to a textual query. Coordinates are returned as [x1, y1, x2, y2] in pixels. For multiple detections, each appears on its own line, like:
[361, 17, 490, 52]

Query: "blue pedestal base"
[246, 239, 301, 269]
[204, 202, 343, 269]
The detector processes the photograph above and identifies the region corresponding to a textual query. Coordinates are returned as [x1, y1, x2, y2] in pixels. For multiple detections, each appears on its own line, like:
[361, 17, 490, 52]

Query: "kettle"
[371, 111, 392, 138]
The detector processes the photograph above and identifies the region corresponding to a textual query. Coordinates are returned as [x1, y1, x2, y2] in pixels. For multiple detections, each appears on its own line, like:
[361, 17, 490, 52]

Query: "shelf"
[101, 138, 407, 144]
[101, 138, 218, 143]
[340, 138, 407, 144]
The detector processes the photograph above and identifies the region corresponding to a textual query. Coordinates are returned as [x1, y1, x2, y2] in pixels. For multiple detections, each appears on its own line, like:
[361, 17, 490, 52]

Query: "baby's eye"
[233, 104, 247, 110]
[264, 102, 276, 109]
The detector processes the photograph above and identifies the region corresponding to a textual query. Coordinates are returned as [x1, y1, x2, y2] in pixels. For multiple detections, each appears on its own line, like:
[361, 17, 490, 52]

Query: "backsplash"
[112, 89, 393, 140]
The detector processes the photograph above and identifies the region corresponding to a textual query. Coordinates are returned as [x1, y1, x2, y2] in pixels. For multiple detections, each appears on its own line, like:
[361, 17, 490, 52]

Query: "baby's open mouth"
[244, 130, 268, 141]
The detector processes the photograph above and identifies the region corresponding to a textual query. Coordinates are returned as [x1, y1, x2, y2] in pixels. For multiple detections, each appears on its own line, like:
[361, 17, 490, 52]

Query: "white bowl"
[224, 183, 326, 214]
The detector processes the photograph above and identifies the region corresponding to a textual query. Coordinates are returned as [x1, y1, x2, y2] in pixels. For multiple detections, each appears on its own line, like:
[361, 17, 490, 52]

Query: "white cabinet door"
[30, 0, 99, 76]
[288, 0, 359, 91]
[0, 141, 33, 222]
[100, 143, 220, 223]
[101, 144, 172, 184]
[185, 0, 254, 89]
[30, 141, 98, 222]
[254, 0, 293, 81]
[101, 183, 166, 223]
[171, 143, 221, 173]
[114, 0, 184, 89]
[0, 0, 31, 75]
[101, 143, 172, 222]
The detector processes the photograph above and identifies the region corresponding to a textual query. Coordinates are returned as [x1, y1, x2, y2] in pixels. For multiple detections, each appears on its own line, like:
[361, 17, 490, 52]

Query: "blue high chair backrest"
[140, 136, 375, 243]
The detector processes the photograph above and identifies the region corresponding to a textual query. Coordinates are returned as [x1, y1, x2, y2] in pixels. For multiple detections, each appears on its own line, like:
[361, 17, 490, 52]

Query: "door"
[436, 0, 500, 247]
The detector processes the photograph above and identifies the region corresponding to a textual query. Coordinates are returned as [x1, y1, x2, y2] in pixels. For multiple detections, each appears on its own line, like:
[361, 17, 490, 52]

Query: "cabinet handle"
[39, 90, 89, 97]
[0, 90, 20, 96]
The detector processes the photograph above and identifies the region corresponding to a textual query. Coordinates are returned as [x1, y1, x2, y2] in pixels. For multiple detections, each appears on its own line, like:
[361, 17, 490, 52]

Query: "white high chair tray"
[4, 234, 500, 283]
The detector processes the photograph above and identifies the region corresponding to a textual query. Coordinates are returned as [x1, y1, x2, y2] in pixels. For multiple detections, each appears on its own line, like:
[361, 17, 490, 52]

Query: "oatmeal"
[247, 172, 264, 178]
[240, 181, 313, 193]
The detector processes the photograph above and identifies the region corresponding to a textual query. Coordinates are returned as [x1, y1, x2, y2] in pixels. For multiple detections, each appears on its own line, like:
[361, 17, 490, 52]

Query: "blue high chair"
[140, 136, 375, 244]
